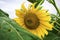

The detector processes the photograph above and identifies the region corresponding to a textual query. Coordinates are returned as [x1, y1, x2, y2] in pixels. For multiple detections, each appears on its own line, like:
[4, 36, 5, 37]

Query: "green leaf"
[50, 14, 60, 36]
[47, 0, 60, 16]
[0, 17, 41, 40]
[27, 0, 36, 3]
[27, 0, 44, 5]
[47, 0, 54, 4]
[43, 32, 60, 40]
[0, 9, 9, 17]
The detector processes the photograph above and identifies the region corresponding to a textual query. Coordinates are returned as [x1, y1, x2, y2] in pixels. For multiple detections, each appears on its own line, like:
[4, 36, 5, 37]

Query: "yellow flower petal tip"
[14, 3, 54, 39]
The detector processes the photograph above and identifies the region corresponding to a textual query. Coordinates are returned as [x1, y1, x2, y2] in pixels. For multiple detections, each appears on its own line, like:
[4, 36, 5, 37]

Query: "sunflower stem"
[52, 0, 60, 16]
[51, 14, 60, 20]
[52, 20, 60, 33]
[53, 27, 60, 32]
[53, 21, 60, 29]
[55, 22, 60, 27]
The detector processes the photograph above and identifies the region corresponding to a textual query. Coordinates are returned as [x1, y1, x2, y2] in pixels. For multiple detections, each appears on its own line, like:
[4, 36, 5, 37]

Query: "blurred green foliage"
[27, 0, 44, 5]
[0, 9, 41, 40]
[27, 0, 44, 8]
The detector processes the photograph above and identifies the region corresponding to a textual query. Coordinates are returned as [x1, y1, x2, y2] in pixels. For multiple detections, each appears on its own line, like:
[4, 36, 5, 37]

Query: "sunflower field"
[0, 0, 60, 40]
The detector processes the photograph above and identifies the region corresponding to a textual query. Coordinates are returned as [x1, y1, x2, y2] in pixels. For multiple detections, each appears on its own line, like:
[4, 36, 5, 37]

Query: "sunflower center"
[24, 13, 40, 29]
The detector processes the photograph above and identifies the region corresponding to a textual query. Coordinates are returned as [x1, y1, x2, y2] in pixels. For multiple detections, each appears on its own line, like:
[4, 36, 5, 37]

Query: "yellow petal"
[36, 12, 51, 21]
[37, 26, 45, 38]
[37, 30, 42, 39]
[31, 3, 35, 9]
[40, 16, 51, 21]
[14, 18, 24, 26]
[29, 30, 37, 35]
[16, 9, 24, 18]
[41, 24, 52, 30]
[28, 4, 32, 9]
[39, 29, 44, 38]
[41, 27, 48, 35]
[30, 3, 38, 13]
[41, 21, 53, 30]
[21, 3, 27, 12]
[37, 10, 49, 16]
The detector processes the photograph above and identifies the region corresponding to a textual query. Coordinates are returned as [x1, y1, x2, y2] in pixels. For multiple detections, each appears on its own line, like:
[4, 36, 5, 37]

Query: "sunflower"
[14, 3, 53, 39]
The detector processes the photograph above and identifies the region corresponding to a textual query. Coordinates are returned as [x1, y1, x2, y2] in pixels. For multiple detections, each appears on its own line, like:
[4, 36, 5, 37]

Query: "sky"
[0, 0, 60, 19]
